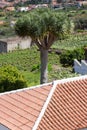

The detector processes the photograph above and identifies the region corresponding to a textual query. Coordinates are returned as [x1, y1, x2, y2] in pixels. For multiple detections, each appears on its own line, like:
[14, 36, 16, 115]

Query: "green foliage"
[0, 44, 80, 87]
[74, 17, 87, 30]
[31, 64, 40, 72]
[0, 65, 27, 92]
[0, 12, 5, 17]
[52, 34, 87, 50]
[60, 48, 84, 66]
[49, 67, 79, 81]
[23, 71, 40, 86]
[48, 64, 52, 71]
[0, 46, 40, 71]
[15, 8, 74, 40]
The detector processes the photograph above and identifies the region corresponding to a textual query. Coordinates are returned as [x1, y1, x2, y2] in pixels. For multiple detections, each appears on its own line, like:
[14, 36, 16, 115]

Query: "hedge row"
[60, 47, 85, 66]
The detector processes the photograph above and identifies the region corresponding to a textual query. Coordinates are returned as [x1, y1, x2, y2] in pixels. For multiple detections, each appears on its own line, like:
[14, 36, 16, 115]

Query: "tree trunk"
[40, 48, 48, 84]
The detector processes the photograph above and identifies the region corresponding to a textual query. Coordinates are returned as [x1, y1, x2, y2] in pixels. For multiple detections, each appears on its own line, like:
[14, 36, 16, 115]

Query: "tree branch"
[47, 32, 57, 49]
[40, 37, 47, 49]
[34, 39, 42, 49]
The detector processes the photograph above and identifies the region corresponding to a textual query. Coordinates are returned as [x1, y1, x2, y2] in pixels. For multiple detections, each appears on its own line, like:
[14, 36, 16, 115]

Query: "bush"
[74, 18, 87, 30]
[0, 65, 27, 93]
[60, 48, 84, 66]
[0, 12, 5, 17]
[31, 64, 40, 72]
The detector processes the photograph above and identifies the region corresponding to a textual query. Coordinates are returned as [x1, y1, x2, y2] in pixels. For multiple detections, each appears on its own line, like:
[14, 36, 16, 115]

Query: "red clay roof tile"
[0, 84, 52, 130]
[37, 76, 87, 130]
[0, 76, 87, 130]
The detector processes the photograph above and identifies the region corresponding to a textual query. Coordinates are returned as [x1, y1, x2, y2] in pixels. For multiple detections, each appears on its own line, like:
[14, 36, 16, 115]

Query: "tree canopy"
[15, 8, 74, 49]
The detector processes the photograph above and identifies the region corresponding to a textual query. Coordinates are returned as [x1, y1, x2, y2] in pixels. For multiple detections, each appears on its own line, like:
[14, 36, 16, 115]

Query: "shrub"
[0, 12, 5, 17]
[81, 11, 85, 14]
[31, 64, 52, 72]
[31, 64, 40, 72]
[74, 18, 87, 30]
[0, 65, 27, 93]
[60, 48, 84, 66]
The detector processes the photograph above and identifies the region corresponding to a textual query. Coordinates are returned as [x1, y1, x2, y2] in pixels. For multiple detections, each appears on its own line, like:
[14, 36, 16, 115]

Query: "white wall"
[0, 124, 9, 130]
[7, 37, 32, 52]
[19, 37, 32, 49]
[74, 59, 87, 75]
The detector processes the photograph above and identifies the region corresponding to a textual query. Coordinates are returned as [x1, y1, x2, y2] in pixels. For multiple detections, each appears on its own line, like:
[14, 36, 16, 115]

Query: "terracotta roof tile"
[37, 76, 87, 130]
[0, 84, 52, 130]
[0, 76, 87, 130]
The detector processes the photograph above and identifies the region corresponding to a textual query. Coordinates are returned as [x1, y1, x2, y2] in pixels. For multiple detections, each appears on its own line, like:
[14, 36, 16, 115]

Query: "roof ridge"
[32, 81, 57, 130]
[54, 75, 87, 85]
[0, 82, 52, 96]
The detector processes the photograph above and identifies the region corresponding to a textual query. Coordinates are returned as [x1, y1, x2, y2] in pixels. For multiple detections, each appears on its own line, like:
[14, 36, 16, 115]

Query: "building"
[0, 75, 87, 130]
[0, 36, 32, 53]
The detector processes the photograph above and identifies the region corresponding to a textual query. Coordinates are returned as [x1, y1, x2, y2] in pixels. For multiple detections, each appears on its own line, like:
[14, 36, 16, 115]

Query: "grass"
[0, 46, 40, 71]
[22, 71, 40, 86]
[0, 47, 41, 86]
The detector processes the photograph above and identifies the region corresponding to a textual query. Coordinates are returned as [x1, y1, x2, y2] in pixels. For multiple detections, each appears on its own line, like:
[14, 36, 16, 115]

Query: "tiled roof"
[0, 84, 52, 130]
[0, 75, 87, 130]
[37, 76, 87, 130]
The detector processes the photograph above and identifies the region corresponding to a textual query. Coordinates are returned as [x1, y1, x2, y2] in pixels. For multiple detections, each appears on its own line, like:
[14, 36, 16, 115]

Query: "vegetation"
[0, 5, 87, 38]
[0, 46, 78, 87]
[52, 34, 87, 50]
[15, 8, 73, 84]
[0, 65, 27, 93]
[60, 47, 85, 66]
[0, 33, 87, 87]
[0, 6, 87, 88]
